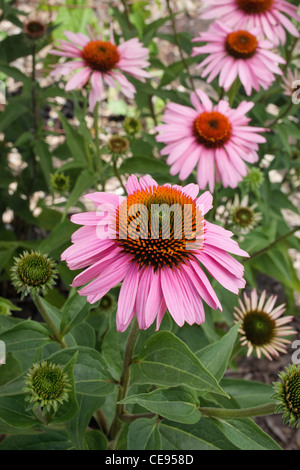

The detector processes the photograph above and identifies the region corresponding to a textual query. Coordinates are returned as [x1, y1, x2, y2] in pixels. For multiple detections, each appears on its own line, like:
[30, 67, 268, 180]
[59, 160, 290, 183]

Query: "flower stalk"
[109, 317, 140, 445]
[199, 402, 277, 419]
[31, 292, 67, 349]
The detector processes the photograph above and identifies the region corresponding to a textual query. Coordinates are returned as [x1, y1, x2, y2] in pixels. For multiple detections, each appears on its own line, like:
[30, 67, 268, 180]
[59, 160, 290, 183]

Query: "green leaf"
[51, 352, 78, 425]
[60, 292, 90, 336]
[0, 102, 28, 132]
[119, 156, 171, 178]
[0, 428, 72, 450]
[252, 246, 300, 292]
[58, 112, 88, 165]
[0, 62, 29, 82]
[195, 323, 240, 382]
[0, 371, 27, 397]
[38, 218, 75, 255]
[0, 320, 51, 352]
[0, 395, 37, 428]
[128, 418, 161, 450]
[220, 377, 274, 408]
[160, 61, 185, 87]
[33, 140, 53, 192]
[101, 311, 126, 381]
[0, 354, 22, 386]
[131, 331, 229, 397]
[70, 322, 95, 348]
[120, 386, 201, 424]
[159, 418, 238, 450]
[61, 169, 97, 220]
[211, 417, 281, 450]
[45, 346, 115, 398]
[84, 429, 107, 450]
[66, 394, 105, 450]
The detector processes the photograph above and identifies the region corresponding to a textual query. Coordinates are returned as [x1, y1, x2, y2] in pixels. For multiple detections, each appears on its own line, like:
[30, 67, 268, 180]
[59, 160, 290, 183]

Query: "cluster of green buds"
[24, 361, 71, 414]
[50, 172, 70, 194]
[123, 116, 142, 136]
[11, 251, 58, 299]
[241, 167, 264, 193]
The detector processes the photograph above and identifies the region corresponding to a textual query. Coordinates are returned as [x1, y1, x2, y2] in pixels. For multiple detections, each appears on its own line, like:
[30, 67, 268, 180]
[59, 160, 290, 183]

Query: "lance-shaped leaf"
[131, 332, 229, 397]
[120, 386, 201, 424]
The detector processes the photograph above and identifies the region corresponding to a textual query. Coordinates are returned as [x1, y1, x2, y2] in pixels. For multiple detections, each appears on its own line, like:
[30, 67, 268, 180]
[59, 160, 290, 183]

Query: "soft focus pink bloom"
[50, 28, 150, 111]
[199, 0, 300, 46]
[155, 88, 266, 192]
[61, 175, 248, 332]
[191, 22, 285, 95]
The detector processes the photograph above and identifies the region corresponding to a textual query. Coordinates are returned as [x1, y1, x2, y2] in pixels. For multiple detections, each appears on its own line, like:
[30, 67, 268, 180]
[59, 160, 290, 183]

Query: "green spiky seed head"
[242, 168, 264, 192]
[123, 116, 142, 136]
[24, 361, 71, 414]
[273, 364, 300, 428]
[11, 251, 58, 299]
[50, 172, 70, 193]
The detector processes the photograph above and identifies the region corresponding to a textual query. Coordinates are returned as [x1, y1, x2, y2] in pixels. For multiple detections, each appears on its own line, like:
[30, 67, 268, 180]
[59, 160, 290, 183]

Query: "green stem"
[199, 402, 277, 419]
[93, 101, 106, 191]
[119, 403, 278, 422]
[244, 225, 300, 263]
[166, 0, 196, 92]
[268, 100, 294, 128]
[113, 158, 127, 194]
[94, 408, 109, 435]
[282, 36, 299, 77]
[108, 317, 140, 445]
[32, 293, 67, 349]
[121, 412, 157, 422]
[121, 0, 133, 30]
[28, 43, 38, 198]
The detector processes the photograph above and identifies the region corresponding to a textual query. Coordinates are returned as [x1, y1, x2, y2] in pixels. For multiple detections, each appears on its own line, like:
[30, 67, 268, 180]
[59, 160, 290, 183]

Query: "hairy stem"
[32, 293, 67, 349]
[166, 0, 196, 92]
[108, 317, 140, 445]
[244, 225, 300, 263]
[199, 402, 277, 419]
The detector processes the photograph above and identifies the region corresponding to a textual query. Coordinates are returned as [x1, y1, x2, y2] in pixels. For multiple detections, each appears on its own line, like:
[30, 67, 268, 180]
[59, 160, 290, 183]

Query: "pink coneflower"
[234, 289, 296, 360]
[199, 0, 300, 46]
[50, 28, 150, 111]
[155, 88, 266, 192]
[191, 22, 285, 96]
[61, 175, 248, 332]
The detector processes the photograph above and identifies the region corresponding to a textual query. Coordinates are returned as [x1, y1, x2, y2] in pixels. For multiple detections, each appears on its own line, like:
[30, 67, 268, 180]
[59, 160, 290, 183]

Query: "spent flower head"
[108, 135, 130, 156]
[23, 13, 47, 41]
[234, 289, 296, 360]
[226, 194, 262, 234]
[24, 361, 71, 414]
[273, 364, 300, 428]
[11, 251, 58, 299]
